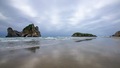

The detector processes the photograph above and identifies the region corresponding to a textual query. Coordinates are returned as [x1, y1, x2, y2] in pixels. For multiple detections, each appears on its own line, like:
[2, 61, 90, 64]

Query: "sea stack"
[6, 27, 22, 37]
[22, 24, 41, 37]
[112, 31, 120, 37]
[72, 32, 97, 37]
[6, 24, 41, 37]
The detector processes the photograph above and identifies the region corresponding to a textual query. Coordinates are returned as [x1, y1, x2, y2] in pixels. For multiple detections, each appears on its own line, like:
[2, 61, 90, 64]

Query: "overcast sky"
[0, 0, 120, 37]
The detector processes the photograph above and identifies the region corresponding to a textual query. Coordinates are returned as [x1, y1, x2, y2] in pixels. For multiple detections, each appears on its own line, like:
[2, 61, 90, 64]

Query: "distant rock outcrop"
[6, 24, 41, 37]
[72, 32, 97, 37]
[112, 31, 120, 37]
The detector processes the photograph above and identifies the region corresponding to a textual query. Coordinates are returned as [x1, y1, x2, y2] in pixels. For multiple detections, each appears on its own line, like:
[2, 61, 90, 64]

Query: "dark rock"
[6, 24, 41, 37]
[6, 27, 22, 37]
[14, 30, 22, 37]
[72, 32, 97, 37]
[22, 24, 41, 37]
[112, 31, 120, 37]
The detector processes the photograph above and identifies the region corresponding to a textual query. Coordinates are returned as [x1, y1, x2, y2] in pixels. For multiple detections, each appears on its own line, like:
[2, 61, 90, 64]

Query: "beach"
[0, 37, 120, 68]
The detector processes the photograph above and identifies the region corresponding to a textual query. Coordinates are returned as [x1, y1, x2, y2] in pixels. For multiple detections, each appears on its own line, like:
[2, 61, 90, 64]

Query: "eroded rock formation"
[6, 27, 22, 37]
[6, 24, 41, 37]
[112, 31, 120, 37]
[22, 24, 41, 37]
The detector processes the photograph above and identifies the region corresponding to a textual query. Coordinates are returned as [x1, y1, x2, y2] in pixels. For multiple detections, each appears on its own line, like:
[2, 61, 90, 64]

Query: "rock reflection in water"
[0, 38, 120, 68]
[24, 39, 40, 53]
[74, 38, 96, 42]
[24, 40, 40, 45]
[26, 46, 40, 53]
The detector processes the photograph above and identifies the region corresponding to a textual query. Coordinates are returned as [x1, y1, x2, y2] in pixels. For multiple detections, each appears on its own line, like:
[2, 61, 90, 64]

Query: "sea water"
[0, 37, 120, 68]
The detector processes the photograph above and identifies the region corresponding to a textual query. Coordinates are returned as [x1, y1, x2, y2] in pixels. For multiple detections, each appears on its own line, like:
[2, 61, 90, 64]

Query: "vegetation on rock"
[22, 24, 40, 37]
[72, 32, 97, 37]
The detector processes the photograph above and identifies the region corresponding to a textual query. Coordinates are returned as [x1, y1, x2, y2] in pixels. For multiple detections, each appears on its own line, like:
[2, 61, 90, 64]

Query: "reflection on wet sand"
[0, 38, 120, 68]
[0, 39, 41, 51]
[24, 40, 40, 45]
[26, 46, 40, 53]
[75, 38, 94, 42]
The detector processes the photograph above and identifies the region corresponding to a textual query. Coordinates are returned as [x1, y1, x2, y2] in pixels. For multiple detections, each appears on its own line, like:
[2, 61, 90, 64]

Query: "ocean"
[0, 37, 120, 68]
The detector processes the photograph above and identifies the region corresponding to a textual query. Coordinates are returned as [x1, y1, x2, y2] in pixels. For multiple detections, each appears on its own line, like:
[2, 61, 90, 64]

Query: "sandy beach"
[0, 37, 120, 68]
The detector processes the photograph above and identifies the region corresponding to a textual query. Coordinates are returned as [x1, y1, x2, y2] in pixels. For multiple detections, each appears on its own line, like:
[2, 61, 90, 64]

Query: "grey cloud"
[0, 0, 120, 37]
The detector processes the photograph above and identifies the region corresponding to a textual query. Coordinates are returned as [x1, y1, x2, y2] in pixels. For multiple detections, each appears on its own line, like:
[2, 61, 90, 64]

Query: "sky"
[0, 0, 120, 37]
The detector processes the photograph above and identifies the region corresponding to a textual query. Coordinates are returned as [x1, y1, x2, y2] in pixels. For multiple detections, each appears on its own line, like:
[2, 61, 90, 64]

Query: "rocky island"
[72, 32, 97, 37]
[6, 24, 41, 37]
[112, 31, 120, 37]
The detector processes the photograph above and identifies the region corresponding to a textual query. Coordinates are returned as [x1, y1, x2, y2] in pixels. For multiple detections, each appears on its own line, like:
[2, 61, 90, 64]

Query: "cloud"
[11, 0, 37, 17]
[0, 12, 8, 20]
[68, 0, 120, 26]
[50, 9, 60, 25]
[0, 0, 120, 36]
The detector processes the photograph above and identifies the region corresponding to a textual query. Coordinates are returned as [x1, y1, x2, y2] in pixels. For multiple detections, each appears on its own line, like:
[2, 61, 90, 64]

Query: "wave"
[0, 37, 96, 42]
[0, 37, 96, 51]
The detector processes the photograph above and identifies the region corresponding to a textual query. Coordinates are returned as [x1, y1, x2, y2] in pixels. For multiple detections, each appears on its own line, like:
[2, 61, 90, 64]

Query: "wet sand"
[0, 37, 120, 68]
